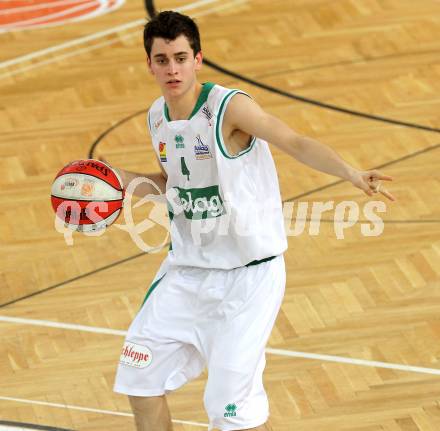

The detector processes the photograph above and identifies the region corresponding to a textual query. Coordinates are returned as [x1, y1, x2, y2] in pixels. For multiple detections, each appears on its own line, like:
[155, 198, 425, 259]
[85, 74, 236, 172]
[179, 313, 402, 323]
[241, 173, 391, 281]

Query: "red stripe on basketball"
[51, 196, 122, 225]
[55, 160, 123, 191]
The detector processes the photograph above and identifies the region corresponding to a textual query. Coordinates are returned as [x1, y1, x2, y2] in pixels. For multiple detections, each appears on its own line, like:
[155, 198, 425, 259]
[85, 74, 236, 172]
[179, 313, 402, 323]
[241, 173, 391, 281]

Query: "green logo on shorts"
[224, 403, 237, 417]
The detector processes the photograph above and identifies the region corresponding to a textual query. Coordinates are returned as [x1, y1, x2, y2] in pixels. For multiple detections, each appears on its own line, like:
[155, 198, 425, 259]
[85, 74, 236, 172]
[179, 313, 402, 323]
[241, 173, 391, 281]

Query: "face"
[148, 34, 202, 97]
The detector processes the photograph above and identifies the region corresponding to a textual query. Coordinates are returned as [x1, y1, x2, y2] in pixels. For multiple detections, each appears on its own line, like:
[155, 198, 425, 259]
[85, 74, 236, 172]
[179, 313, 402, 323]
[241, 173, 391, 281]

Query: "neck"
[165, 81, 203, 121]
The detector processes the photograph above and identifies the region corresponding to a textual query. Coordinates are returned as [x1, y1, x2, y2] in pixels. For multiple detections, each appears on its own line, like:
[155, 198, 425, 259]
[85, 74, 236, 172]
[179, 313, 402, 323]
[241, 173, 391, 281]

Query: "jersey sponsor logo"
[120, 341, 153, 368]
[194, 135, 212, 160]
[202, 105, 213, 126]
[175, 134, 185, 149]
[174, 185, 225, 219]
[159, 142, 167, 162]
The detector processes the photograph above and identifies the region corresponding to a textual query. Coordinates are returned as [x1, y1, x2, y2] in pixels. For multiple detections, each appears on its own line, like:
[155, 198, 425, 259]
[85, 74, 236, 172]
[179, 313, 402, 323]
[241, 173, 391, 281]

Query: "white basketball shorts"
[114, 254, 286, 431]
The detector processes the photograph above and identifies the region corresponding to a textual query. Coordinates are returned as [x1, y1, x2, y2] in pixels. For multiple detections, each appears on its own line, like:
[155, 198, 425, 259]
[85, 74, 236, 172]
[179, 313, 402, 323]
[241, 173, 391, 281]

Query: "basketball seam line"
[51, 194, 123, 202]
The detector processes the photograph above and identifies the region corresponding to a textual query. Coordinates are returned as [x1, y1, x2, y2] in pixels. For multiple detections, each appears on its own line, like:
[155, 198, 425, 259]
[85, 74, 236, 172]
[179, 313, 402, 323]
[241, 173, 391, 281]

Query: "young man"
[112, 11, 394, 431]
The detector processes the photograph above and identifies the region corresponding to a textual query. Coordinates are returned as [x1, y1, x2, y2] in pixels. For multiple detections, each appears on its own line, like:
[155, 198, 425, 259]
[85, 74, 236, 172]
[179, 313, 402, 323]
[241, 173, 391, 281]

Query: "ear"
[195, 51, 203, 71]
[147, 56, 154, 75]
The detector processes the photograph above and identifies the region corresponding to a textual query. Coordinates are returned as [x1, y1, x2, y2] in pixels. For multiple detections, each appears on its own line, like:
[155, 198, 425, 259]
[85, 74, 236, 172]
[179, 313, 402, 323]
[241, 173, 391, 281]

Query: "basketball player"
[110, 11, 395, 431]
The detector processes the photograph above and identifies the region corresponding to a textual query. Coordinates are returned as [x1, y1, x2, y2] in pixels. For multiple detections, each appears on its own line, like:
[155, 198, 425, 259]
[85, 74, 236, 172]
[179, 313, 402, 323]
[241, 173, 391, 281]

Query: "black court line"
[202, 58, 440, 133]
[0, 252, 146, 308]
[87, 109, 146, 159]
[4, 129, 439, 309]
[146, 0, 440, 133]
[284, 140, 440, 202]
[254, 48, 440, 80]
[0, 420, 74, 431]
[2, 2, 439, 309]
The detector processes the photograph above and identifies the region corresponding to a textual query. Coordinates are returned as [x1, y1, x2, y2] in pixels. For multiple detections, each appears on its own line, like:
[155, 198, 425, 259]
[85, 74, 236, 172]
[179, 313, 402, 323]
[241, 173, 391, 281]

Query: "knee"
[128, 394, 166, 414]
[203, 370, 269, 430]
[203, 374, 242, 423]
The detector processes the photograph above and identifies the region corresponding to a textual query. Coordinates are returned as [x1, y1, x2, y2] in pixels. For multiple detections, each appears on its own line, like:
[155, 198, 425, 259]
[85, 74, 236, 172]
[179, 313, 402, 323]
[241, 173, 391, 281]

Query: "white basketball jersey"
[147, 82, 287, 269]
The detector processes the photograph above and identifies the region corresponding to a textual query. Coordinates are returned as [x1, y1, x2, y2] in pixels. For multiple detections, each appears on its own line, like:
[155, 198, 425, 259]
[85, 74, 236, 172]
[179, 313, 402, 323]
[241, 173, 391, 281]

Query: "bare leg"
[128, 395, 173, 431]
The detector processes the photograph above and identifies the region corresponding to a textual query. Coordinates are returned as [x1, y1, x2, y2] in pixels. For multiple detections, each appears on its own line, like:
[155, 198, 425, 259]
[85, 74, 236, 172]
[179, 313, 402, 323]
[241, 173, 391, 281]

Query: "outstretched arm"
[224, 94, 395, 201]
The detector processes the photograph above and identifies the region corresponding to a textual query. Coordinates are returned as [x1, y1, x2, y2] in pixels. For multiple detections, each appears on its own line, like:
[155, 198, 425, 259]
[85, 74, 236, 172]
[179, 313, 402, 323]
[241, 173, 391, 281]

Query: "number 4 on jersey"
[180, 157, 190, 180]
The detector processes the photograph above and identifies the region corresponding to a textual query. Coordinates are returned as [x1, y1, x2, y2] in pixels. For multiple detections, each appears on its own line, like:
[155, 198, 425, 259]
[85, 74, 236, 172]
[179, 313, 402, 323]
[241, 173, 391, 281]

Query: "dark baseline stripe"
[202, 58, 440, 133]
[0, 420, 74, 431]
[284, 140, 440, 202]
[0, 252, 147, 308]
[87, 109, 147, 159]
[255, 48, 440, 80]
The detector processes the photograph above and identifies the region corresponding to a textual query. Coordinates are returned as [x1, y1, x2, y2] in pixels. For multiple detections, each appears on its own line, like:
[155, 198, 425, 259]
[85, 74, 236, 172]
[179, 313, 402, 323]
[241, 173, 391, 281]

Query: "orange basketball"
[51, 159, 124, 232]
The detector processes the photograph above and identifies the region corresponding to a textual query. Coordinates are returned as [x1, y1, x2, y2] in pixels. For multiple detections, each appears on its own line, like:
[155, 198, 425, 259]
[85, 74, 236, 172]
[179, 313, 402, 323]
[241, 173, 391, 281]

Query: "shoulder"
[223, 92, 264, 130]
[225, 92, 254, 112]
[206, 84, 253, 116]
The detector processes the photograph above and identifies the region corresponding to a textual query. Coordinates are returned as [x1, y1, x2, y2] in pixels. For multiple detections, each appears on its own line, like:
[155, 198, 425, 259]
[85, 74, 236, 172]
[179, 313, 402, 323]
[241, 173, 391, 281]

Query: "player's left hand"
[350, 169, 396, 201]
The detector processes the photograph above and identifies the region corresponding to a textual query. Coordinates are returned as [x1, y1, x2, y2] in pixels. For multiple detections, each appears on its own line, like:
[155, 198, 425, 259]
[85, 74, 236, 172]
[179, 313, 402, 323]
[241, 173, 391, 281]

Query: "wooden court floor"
[1, 0, 440, 429]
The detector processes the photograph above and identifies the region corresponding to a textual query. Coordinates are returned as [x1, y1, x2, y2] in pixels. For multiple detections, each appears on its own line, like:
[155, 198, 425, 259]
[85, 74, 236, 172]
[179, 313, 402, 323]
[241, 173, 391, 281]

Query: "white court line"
[0, 0, 219, 67]
[0, 0, 92, 15]
[1, 0, 101, 29]
[0, 30, 136, 80]
[0, 0, 247, 80]
[0, 425, 30, 431]
[0, 315, 127, 335]
[1, 0, 125, 33]
[265, 348, 440, 376]
[0, 396, 209, 428]
[1, 315, 440, 376]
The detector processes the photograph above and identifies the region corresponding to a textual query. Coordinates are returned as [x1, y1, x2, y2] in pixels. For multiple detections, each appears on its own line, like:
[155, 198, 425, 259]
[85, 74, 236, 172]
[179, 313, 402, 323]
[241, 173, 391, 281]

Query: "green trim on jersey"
[147, 110, 152, 132]
[164, 103, 170, 122]
[141, 273, 166, 308]
[164, 82, 215, 122]
[245, 255, 276, 267]
[215, 90, 257, 159]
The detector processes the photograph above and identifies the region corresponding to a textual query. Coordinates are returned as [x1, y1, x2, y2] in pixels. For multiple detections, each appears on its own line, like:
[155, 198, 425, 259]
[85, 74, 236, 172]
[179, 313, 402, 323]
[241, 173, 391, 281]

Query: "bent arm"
[109, 156, 167, 198]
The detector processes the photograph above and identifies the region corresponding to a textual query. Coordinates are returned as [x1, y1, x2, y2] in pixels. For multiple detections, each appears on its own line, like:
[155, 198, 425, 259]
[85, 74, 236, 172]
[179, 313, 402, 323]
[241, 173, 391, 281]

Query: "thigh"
[114, 260, 205, 396]
[202, 255, 286, 430]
